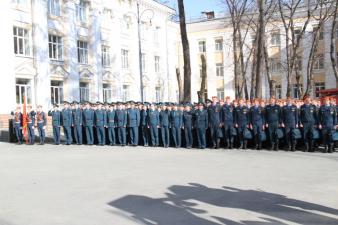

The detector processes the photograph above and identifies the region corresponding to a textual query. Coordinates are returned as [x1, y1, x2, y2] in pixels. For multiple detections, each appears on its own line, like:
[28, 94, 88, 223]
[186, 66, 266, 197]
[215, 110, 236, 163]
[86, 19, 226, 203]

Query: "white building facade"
[0, 0, 179, 116]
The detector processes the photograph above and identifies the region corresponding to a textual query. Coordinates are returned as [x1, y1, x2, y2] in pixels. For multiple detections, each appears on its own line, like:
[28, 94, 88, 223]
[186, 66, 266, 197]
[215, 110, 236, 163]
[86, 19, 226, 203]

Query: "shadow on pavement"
[108, 183, 338, 225]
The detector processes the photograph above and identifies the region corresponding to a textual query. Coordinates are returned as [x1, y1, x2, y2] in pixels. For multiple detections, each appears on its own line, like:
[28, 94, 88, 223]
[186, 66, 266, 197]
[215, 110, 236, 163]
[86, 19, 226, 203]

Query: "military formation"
[10, 95, 338, 153]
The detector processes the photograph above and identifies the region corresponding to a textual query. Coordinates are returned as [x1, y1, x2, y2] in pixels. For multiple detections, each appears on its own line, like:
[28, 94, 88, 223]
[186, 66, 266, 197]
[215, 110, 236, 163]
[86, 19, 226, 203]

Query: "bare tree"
[177, 0, 191, 102]
[330, 1, 338, 86]
[198, 54, 207, 102]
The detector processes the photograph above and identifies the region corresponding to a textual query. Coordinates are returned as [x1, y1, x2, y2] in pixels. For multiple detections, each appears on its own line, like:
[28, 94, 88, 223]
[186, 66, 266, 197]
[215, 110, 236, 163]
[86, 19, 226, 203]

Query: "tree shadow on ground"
[108, 183, 338, 225]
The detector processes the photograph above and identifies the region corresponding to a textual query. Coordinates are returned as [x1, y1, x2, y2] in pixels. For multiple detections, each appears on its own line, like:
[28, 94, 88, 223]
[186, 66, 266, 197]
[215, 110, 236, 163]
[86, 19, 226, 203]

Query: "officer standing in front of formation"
[94, 102, 107, 146]
[36, 105, 47, 145]
[72, 101, 83, 145]
[127, 101, 140, 146]
[83, 102, 94, 145]
[159, 103, 170, 148]
[222, 96, 234, 149]
[300, 95, 318, 152]
[147, 103, 160, 147]
[195, 102, 208, 149]
[170, 103, 183, 148]
[48, 104, 61, 145]
[11, 106, 23, 144]
[61, 101, 73, 145]
[281, 97, 298, 151]
[106, 103, 116, 146]
[319, 97, 336, 153]
[26, 105, 36, 145]
[265, 97, 281, 151]
[208, 96, 222, 149]
[183, 103, 193, 149]
[234, 99, 249, 149]
[250, 99, 265, 150]
[116, 102, 127, 146]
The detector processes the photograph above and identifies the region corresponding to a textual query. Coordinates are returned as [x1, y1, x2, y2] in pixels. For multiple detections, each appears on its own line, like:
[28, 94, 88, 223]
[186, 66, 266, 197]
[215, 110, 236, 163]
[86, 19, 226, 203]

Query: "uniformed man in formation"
[9, 96, 338, 153]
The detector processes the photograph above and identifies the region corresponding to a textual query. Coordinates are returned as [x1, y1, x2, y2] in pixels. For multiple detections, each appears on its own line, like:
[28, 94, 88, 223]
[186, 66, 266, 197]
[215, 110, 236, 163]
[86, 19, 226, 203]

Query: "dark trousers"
[53, 126, 60, 144]
[224, 123, 234, 144]
[150, 125, 159, 146]
[108, 127, 116, 145]
[197, 127, 206, 148]
[118, 127, 126, 145]
[63, 126, 72, 145]
[96, 126, 105, 145]
[210, 125, 220, 146]
[37, 123, 45, 144]
[284, 125, 296, 147]
[322, 126, 333, 146]
[172, 126, 181, 147]
[14, 123, 22, 143]
[74, 125, 82, 144]
[27, 123, 35, 144]
[184, 127, 193, 148]
[141, 125, 148, 146]
[85, 126, 94, 145]
[303, 122, 314, 144]
[161, 126, 170, 147]
[268, 122, 279, 145]
[252, 124, 263, 146]
[129, 127, 139, 145]
[237, 124, 246, 145]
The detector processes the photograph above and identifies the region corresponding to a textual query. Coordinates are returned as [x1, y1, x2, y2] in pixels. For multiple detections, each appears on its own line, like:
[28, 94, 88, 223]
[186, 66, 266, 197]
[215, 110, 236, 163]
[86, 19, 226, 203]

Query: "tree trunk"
[176, 68, 183, 102]
[255, 0, 264, 99]
[263, 42, 275, 98]
[198, 54, 207, 102]
[330, 2, 338, 84]
[177, 0, 191, 102]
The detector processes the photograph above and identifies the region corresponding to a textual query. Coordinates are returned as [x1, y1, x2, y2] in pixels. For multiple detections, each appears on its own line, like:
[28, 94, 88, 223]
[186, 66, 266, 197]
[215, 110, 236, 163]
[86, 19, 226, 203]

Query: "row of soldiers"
[11, 95, 338, 153]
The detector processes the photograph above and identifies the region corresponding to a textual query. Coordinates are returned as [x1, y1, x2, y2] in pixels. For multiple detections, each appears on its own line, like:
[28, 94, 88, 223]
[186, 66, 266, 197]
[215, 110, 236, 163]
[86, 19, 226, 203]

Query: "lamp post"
[125, 2, 154, 103]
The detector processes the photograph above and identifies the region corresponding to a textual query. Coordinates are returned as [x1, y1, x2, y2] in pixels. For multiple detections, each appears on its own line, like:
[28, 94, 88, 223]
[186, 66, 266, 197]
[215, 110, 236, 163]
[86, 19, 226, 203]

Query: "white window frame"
[102, 45, 111, 67]
[215, 39, 223, 52]
[121, 49, 129, 69]
[313, 54, 324, 70]
[269, 58, 282, 73]
[79, 82, 89, 102]
[270, 33, 281, 46]
[141, 53, 146, 72]
[122, 85, 129, 102]
[48, 34, 63, 60]
[314, 82, 325, 98]
[155, 86, 161, 102]
[275, 84, 282, 99]
[48, 0, 61, 16]
[216, 63, 224, 77]
[103, 84, 112, 103]
[16, 79, 32, 105]
[217, 88, 224, 101]
[199, 40, 206, 53]
[51, 81, 64, 105]
[76, 0, 87, 23]
[154, 56, 160, 73]
[13, 26, 31, 56]
[77, 40, 88, 64]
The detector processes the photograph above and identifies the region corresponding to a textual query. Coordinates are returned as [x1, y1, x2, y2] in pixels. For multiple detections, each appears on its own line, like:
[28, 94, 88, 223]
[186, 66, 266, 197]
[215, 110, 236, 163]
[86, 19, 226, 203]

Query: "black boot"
[304, 143, 309, 152]
[328, 144, 333, 153]
[229, 142, 233, 149]
[216, 139, 220, 149]
[243, 141, 247, 150]
[291, 142, 296, 151]
[324, 145, 328, 153]
[258, 142, 262, 150]
[270, 144, 275, 151]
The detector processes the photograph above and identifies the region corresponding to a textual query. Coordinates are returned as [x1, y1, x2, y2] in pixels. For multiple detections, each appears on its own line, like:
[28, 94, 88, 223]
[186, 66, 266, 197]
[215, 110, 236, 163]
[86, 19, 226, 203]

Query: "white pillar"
[32, 0, 50, 108]
[64, 0, 79, 102]
[0, 0, 16, 114]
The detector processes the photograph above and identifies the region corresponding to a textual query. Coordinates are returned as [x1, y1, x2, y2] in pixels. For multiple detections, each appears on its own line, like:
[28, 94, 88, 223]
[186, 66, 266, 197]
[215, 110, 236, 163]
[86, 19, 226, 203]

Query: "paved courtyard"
[0, 142, 338, 225]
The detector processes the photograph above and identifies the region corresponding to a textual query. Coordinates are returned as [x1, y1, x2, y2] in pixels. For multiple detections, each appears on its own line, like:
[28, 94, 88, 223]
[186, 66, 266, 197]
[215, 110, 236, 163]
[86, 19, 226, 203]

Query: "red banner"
[22, 96, 28, 144]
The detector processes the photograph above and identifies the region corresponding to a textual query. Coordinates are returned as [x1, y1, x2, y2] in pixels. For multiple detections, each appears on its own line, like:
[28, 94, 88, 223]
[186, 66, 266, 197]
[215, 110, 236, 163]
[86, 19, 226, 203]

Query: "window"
[79, 82, 89, 102]
[48, 35, 63, 60]
[217, 88, 224, 100]
[155, 87, 161, 102]
[315, 82, 325, 98]
[121, 16, 131, 34]
[292, 84, 303, 99]
[76, 0, 86, 23]
[13, 27, 30, 56]
[50, 81, 63, 104]
[12, 0, 27, 5]
[141, 53, 146, 72]
[103, 84, 112, 103]
[48, 0, 61, 16]
[216, 63, 224, 76]
[121, 49, 129, 69]
[122, 85, 129, 102]
[270, 33, 281, 46]
[102, 46, 111, 67]
[313, 54, 324, 70]
[154, 26, 160, 43]
[154, 56, 160, 73]
[77, 40, 88, 64]
[275, 85, 282, 99]
[269, 58, 282, 73]
[16, 79, 32, 105]
[294, 29, 301, 41]
[199, 40, 206, 53]
[295, 56, 302, 71]
[215, 39, 223, 51]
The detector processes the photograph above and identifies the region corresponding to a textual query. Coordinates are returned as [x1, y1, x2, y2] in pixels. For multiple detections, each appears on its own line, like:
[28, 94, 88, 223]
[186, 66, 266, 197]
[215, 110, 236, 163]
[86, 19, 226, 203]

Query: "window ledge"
[50, 59, 64, 64]
[15, 54, 33, 59]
